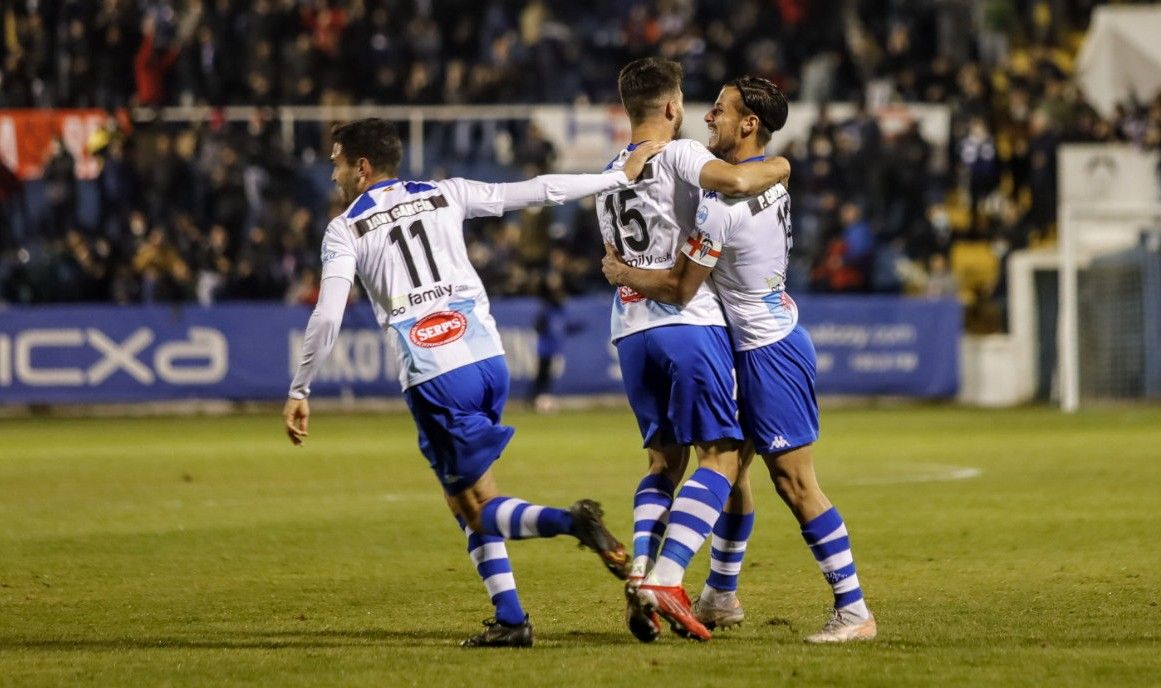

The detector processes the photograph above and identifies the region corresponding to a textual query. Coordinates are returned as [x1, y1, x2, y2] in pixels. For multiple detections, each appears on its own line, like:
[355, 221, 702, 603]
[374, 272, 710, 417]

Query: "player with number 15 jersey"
[597, 139, 728, 341]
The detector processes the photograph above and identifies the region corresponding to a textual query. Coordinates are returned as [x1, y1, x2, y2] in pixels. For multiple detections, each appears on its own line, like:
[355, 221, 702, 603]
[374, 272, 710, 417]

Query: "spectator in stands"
[42, 139, 78, 240]
[812, 202, 874, 293]
[134, 14, 183, 107]
[133, 225, 192, 303]
[924, 253, 958, 299]
[959, 117, 999, 234]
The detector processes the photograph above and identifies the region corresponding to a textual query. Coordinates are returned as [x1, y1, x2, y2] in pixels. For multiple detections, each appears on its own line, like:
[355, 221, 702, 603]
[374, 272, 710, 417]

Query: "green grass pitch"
[1, 404, 1159, 687]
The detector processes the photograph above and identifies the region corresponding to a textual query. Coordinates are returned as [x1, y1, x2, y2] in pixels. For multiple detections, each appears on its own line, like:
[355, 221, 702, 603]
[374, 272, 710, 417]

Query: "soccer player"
[598, 58, 789, 642]
[283, 118, 665, 648]
[602, 77, 877, 643]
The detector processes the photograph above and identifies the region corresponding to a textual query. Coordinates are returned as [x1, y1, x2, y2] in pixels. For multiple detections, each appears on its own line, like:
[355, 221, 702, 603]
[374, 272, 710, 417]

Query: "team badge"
[320, 241, 337, 264]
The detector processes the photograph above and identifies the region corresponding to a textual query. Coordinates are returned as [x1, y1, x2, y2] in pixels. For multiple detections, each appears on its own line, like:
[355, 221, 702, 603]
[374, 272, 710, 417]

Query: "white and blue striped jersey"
[597, 139, 727, 342]
[681, 179, 799, 351]
[312, 172, 631, 391]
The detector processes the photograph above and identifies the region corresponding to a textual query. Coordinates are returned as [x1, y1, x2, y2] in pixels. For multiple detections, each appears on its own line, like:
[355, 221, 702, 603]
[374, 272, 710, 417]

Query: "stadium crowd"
[2, 0, 1160, 332]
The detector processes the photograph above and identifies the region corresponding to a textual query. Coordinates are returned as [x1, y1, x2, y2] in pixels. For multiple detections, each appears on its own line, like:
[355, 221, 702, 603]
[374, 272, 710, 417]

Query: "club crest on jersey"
[696, 204, 709, 225]
[320, 241, 337, 263]
[409, 311, 468, 348]
[618, 286, 645, 304]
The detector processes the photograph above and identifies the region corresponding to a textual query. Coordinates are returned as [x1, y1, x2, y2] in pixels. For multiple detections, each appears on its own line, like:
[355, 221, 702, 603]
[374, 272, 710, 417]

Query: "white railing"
[133, 102, 951, 175]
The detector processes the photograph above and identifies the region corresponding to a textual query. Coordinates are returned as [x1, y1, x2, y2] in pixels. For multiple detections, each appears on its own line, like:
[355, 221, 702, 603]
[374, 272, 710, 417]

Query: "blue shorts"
[403, 355, 515, 495]
[736, 326, 820, 454]
[617, 325, 743, 447]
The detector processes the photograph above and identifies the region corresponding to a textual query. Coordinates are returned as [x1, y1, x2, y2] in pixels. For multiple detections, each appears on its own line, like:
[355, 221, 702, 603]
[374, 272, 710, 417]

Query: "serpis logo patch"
[618, 286, 645, 304]
[696, 205, 709, 225]
[409, 311, 468, 348]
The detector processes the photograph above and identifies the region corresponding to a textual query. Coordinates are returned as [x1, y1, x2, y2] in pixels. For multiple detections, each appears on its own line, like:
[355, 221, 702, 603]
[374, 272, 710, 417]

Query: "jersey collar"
[739, 155, 765, 164]
[366, 178, 400, 192]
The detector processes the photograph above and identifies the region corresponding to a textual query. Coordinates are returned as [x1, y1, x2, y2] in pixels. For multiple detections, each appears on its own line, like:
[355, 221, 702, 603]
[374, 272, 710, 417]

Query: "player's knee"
[647, 445, 687, 482]
[456, 507, 483, 533]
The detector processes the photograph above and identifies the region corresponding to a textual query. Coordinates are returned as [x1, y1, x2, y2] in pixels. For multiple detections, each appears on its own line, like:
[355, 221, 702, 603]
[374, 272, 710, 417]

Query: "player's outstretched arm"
[698, 155, 790, 197]
[493, 140, 667, 212]
[601, 243, 711, 307]
[285, 275, 352, 445]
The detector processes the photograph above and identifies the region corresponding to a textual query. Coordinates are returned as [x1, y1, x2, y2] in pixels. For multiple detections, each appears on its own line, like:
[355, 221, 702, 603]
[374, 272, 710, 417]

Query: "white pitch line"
[841, 463, 982, 486]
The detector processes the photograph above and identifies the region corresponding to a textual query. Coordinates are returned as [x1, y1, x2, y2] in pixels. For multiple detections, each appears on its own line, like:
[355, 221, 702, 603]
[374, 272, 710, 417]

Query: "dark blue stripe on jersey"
[345, 178, 400, 219]
[739, 155, 766, 163]
[405, 181, 436, 194]
[346, 192, 376, 219]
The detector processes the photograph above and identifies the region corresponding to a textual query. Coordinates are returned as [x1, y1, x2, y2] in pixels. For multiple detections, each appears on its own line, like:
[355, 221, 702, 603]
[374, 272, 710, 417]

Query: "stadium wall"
[0, 295, 960, 406]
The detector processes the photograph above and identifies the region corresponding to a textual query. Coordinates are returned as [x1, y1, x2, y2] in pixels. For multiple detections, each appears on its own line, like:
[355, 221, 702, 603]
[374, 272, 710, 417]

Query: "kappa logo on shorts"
[769, 436, 791, 450]
[410, 311, 468, 348]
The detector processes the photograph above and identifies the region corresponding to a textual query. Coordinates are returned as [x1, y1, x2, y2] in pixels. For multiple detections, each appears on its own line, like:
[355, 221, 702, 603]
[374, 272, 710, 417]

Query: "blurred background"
[1, 0, 1159, 411]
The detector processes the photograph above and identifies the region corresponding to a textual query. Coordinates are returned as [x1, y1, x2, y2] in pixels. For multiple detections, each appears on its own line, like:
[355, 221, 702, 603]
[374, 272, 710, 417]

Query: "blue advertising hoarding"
[0, 295, 960, 405]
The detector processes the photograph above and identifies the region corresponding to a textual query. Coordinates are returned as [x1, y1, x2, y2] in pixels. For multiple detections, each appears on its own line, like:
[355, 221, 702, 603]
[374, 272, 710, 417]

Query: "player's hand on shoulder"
[283, 397, 310, 446]
[601, 242, 629, 285]
[622, 140, 667, 181]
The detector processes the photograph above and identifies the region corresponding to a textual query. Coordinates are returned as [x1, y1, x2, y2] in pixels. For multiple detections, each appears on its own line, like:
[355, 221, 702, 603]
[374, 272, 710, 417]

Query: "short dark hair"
[331, 118, 403, 173]
[618, 58, 683, 124]
[730, 76, 789, 145]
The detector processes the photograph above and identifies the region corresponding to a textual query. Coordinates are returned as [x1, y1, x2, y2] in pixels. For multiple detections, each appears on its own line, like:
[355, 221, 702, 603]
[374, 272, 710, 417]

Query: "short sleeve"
[319, 218, 357, 283]
[666, 139, 717, 188]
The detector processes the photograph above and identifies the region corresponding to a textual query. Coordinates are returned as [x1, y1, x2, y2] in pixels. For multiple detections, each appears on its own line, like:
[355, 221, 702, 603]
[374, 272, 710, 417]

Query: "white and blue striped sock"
[479, 496, 573, 540]
[646, 468, 732, 587]
[631, 473, 675, 576]
[801, 507, 869, 618]
[705, 510, 754, 593]
[458, 516, 525, 626]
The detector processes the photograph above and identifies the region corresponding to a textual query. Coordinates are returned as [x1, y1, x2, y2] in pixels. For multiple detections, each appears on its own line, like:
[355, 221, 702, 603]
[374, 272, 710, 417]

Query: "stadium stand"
[1, 0, 1159, 338]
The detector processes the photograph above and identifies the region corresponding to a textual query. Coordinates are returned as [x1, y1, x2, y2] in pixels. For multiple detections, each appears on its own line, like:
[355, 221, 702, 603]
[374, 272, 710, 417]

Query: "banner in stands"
[0, 295, 959, 405]
[0, 109, 107, 180]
